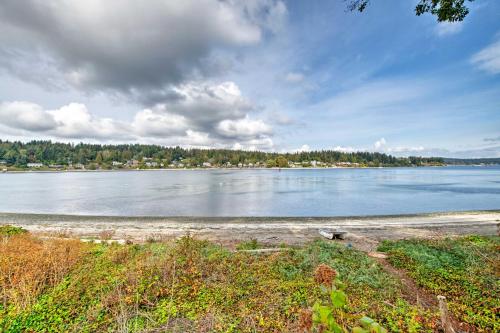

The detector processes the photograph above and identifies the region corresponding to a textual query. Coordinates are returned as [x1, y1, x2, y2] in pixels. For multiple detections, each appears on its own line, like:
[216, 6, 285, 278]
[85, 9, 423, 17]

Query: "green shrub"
[0, 225, 27, 236]
[236, 238, 259, 250]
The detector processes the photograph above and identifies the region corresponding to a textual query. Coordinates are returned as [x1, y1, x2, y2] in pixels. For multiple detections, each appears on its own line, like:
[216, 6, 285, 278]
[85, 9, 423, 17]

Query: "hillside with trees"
[0, 140, 444, 170]
[443, 157, 500, 165]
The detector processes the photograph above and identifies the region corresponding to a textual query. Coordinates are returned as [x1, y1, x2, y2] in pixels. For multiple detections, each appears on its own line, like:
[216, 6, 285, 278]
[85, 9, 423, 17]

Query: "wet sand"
[1, 210, 498, 250]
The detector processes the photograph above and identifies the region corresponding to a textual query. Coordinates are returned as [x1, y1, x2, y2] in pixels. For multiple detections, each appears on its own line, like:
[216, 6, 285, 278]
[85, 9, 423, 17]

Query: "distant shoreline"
[3, 164, 492, 174]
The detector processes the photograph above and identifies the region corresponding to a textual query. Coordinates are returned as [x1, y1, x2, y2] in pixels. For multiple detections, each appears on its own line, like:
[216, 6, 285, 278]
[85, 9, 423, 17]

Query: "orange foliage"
[0, 234, 86, 311]
[298, 308, 313, 332]
[314, 264, 337, 287]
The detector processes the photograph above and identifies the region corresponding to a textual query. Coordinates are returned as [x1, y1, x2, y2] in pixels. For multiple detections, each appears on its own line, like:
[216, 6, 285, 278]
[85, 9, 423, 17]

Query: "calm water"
[1, 166, 499, 216]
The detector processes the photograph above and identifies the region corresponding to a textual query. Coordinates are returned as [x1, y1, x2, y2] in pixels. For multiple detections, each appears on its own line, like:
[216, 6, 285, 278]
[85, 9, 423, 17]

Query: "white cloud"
[0, 98, 274, 149]
[387, 146, 425, 153]
[132, 109, 188, 137]
[374, 137, 387, 150]
[146, 81, 274, 143]
[163, 81, 252, 130]
[294, 144, 311, 152]
[232, 142, 243, 150]
[0, 101, 56, 131]
[238, 137, 274, 150]
[373, 138, 425, 155]
[183, 130, 212, 147]
[285, 72, 305, 83]
[216, 116, 272, 139]
[471, 38, 500, 74]
[435, 22, 464, 37]
[48, 103, 133, 140]
[332, 146, 357, 153]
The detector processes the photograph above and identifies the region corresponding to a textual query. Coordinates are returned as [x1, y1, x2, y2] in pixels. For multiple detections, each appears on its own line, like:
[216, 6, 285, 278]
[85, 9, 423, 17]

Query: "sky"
[0, 0, 499, 158]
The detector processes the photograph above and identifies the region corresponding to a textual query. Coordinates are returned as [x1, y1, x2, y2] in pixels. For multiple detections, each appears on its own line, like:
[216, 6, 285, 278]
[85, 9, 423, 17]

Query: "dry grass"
[99, 229, 116, 241]
[0, 234, 86, 312]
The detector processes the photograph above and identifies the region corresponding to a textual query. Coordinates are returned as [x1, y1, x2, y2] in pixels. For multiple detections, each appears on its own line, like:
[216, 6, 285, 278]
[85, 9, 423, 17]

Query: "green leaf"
[330, 322, 343, 333]
[312, 302, 321, 323]
[318, 305, 332, 323]
[352, 328, 368, 333]
[312, 301, 320, 311]
[330, 290, 347, 308]
[369, 323, 387, 333]
[359, 316, 375, 328]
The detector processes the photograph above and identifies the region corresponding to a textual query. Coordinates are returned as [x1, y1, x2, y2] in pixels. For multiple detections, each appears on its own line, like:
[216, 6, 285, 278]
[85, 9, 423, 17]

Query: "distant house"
[74, 163, 85, 169]
[238, 163, 243, 168]
[202, 162, 211, 167]
[171, 160, 185, 168]
[49, 164, 63, 169]
[145, 161, 158, 167]
[143, 157, 153, 162]
[0, 160, 6, 165]
[112, 161, 123, 166]
[27, 162, 43, 168]
[127, 160, 139, 167]
[336, 162, 358, 167]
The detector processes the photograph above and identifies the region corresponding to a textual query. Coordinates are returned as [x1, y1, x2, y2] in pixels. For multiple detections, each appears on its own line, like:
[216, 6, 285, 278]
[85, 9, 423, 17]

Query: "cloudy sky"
[0, 0, 499, 157]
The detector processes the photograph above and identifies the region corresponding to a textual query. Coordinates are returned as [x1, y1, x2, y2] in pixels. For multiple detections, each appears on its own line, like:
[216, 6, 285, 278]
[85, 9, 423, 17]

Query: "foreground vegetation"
[379, 236, 500, 332]
[0, 140, 443, 170]
[0, 227, 497, 332]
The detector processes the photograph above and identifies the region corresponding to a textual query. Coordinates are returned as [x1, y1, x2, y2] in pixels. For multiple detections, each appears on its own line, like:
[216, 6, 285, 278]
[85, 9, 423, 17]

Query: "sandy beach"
[2, 210, 498, 251]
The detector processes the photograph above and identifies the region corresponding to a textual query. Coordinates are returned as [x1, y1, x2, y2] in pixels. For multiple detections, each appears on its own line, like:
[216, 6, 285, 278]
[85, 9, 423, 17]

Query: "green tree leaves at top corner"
[415, 0, 473, 22]
[347, 0, 475, 22]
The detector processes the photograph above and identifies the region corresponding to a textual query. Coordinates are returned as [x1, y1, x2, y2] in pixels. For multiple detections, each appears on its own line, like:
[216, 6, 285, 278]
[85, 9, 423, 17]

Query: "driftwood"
[319, 229, 347, 240]
[438, 295, 455, 333]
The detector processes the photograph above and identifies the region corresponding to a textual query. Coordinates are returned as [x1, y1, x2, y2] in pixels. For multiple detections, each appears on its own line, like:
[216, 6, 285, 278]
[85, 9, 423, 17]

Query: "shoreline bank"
[2, 210, 498, 250]
[1, 165, 455, 174]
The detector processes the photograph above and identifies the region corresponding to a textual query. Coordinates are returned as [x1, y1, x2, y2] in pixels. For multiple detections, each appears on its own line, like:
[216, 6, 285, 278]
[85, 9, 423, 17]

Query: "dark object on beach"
[319, 228, 347, 240]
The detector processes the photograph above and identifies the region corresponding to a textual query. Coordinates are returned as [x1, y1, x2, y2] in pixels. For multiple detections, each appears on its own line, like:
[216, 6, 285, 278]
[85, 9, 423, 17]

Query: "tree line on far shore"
[0, 140, 445, 169]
